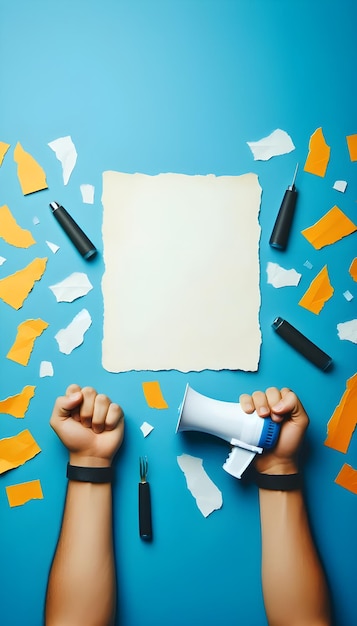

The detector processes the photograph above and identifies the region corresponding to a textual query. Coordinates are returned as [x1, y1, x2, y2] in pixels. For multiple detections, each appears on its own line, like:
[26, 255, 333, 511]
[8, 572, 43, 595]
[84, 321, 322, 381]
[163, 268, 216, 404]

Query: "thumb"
[271, 389, 309, 427]
[57, 391, 83, 419]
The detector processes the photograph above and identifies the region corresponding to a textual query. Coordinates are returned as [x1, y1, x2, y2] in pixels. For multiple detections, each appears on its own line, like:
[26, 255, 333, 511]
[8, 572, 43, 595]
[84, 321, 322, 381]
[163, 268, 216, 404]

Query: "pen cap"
[269, 188, 298, 250]
[272, 317, 332, 371]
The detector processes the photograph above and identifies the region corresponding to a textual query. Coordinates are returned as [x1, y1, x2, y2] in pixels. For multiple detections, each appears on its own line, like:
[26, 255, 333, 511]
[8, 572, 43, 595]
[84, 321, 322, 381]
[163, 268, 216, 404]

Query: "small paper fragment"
[0, 205, 36, 248]
[142, 381, 168, 409]
[333, 180, 347, 193]
[298, 265, 334, 314]
[46, 240, 60, 254]
[48, 135, 77, 185]
[55, 308, 92, 354]
[33, 216, 40, 225]
[0, 256, 6, 265]
[0, 430, 41, 474]
[0, 141, 10, 165]
[14, 142, 48, 195]
[337, 319, 357, 344]
[343, 290, 353, 302]
[7, 319, 49, 365]
[0, 257, 47, 310]
[0, 386, 36, 418]
[301, 206, 357, 250]
[335, 464, 357, 494]
[80, 184, 95, 204]
[40, 361, 54, 377]
[303, 127, 330, 177]
[247, 128, 295, 161]
[140, 421, 154, 437]
[266, 262, 301, 288]
[6, 479, 43, 507]
[177, 453, 223, 517]
[346, 134, 357, 162]
[349, 258, 357, 282]
[324, 373, 357, 453]
[303, 260, 313, 270]
[49, 272, 93, 302]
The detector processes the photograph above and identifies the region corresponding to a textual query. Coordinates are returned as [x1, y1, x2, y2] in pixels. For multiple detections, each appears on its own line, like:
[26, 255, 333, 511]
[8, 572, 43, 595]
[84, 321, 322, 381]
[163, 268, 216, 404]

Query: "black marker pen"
[269, 164, 299, 250]
[272, 317, 332, 371]
[49, 201, 97, 260]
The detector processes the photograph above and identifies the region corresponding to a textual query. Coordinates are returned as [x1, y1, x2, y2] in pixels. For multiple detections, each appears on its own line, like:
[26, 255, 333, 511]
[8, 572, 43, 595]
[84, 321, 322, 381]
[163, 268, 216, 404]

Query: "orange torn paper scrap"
[0, 385, 36, 418]
[301, 206, 357, 250]
[6, 479, 44, 507]
[0, 205, 36, 248]
[324, 373, 357, 453]
[298, 265, 334, 314]
[14, 142, 48, 195]
[346, 134, 357, 162]
[7, 319, 49, 366]
[0, 257, 47, 310]
[349, 258, 357, 282]
[142, 381, 169, 409]
[0, 141, 10, 166]
[335, 464, 357, 495]
[303, 127, 330, 177]
[0, 429, 41, 474]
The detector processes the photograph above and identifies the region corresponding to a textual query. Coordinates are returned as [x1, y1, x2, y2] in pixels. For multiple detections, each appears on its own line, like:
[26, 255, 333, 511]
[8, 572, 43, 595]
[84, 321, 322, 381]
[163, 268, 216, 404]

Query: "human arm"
[45, 384, 124, 626]
[240, 387, 331, 626]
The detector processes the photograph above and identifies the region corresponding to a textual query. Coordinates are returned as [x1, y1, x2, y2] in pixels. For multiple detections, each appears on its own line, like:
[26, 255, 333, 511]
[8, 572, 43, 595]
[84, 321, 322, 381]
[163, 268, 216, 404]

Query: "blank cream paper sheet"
[102, 171, 262, 372]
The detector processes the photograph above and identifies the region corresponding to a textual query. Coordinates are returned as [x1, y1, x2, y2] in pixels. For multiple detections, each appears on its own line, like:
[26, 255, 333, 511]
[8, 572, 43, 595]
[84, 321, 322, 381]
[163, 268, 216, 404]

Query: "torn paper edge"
[54, 308, 92, 354]
[80, 184, 95, 204]
[140, 421, 154, 437]
[49, 272, 93, 303]
[337, 319, 357, 344]
[177, 453, 223, 517]
[266, 261, 301, 288]
[247, 128, 295, 161]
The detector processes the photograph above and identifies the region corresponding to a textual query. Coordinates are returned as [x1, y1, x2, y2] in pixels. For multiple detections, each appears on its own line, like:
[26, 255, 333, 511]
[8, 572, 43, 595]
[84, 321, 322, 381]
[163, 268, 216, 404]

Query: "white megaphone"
[176, 385, 281, 479]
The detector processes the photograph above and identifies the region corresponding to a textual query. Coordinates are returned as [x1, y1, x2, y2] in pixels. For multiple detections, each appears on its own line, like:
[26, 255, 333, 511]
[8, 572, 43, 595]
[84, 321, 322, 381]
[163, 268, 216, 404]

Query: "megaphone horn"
[176, 384, 281, 479]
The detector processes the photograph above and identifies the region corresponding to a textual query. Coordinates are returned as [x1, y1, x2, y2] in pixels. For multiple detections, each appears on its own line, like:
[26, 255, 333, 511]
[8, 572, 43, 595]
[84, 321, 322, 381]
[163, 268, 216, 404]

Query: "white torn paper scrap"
[247, 129, 295, 161]
[49, 272, 93, 303]
[303, 260, 313, 270]
[48, 135, 77, 185]
[39, 361, 54, 377]
[140, 421, 154, 437]
[0, 256, 6, 266]
[46, 240, 60, 254]
[80, 184, 95, 204]
[177, 453, 223, 517]
[102, 171, 262, 373]
[33, 216, 40, 225]
[343, 290, 353, 302]
[266, 262, 301, 288]
[55, 309, 92, 354]
[333, 180, 347, 193]
[337, 319, 357, 344]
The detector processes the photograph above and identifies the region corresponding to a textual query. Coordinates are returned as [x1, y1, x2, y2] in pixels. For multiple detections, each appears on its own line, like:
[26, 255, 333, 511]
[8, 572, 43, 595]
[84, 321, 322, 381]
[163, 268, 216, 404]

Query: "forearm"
[259, 488, 331, 626]
[46, 481, 116, 626]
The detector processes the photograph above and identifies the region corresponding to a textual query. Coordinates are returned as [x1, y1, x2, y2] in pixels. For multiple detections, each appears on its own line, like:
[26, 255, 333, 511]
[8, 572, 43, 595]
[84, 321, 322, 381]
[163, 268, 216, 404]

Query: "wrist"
[69, 453, 112, 468]
[254, 459, 299, 476]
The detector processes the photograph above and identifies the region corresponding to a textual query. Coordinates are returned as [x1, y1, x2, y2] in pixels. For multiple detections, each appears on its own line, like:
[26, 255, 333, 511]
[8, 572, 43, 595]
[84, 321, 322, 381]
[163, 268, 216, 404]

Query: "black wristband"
[251, 468, 302, 491]
[66, 463, 113, 483]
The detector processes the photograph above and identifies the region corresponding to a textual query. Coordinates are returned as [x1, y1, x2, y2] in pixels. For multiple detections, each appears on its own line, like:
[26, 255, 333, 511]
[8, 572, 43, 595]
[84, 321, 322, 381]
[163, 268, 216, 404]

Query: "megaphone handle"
[139, 482, 153, 541]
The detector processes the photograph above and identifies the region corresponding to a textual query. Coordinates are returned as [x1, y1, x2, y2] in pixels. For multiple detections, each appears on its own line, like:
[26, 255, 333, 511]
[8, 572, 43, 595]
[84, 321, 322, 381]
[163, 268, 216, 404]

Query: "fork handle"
[139, 482, 152, 541]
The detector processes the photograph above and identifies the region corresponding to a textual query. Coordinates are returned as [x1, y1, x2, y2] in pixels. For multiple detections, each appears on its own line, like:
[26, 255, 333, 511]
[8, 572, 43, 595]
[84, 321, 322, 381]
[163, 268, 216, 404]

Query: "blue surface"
[0, 1, 356, 624]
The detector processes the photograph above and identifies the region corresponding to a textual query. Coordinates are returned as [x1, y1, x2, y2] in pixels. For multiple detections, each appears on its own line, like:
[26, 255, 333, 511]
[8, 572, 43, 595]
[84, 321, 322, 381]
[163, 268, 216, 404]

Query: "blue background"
[0, 1, 356, 624]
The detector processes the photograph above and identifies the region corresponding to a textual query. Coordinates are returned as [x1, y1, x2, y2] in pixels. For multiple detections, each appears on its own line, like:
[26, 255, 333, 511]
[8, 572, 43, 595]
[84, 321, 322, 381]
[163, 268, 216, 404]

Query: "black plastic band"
[252, 469, 301, 491]
[66, 463, 113, 483]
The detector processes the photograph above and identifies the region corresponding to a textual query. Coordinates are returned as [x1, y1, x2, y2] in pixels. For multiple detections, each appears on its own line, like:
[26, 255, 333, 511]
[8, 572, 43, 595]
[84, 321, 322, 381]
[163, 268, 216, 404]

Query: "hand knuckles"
[81, 386, 97, 397]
